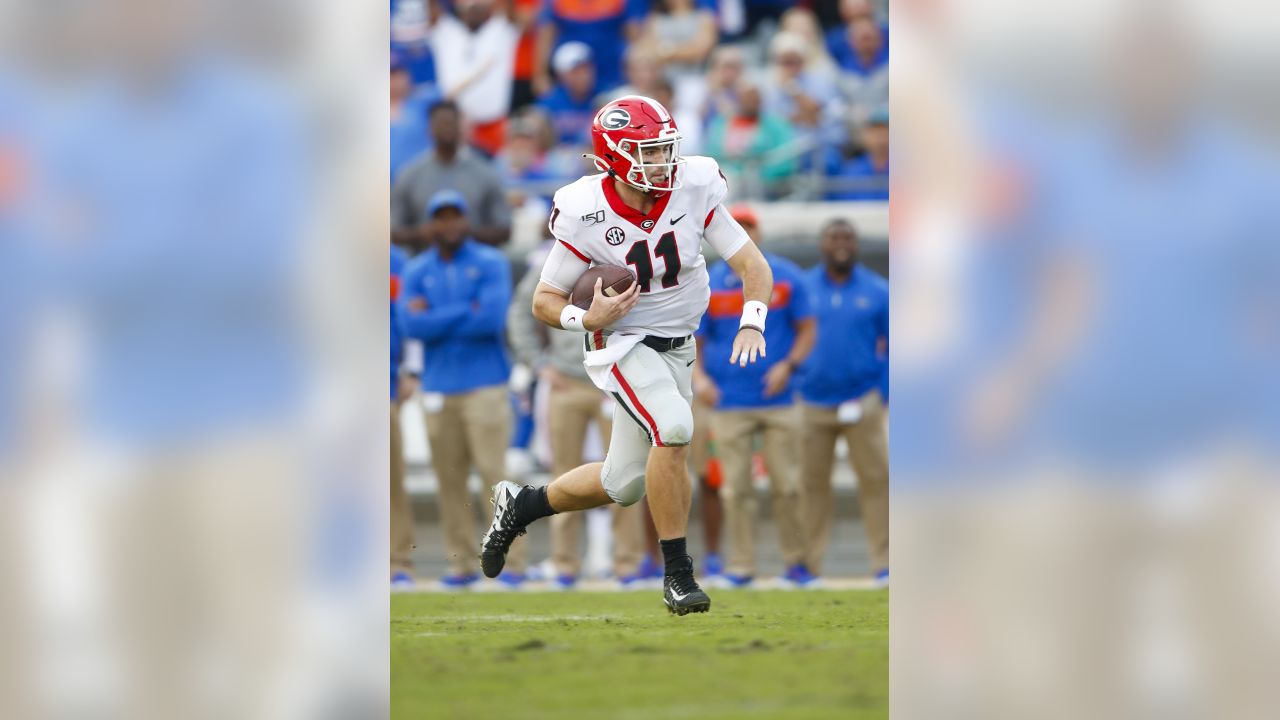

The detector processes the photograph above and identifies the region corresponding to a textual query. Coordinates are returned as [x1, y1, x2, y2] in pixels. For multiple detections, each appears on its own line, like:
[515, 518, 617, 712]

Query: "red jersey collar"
[601, 175, 672, 232]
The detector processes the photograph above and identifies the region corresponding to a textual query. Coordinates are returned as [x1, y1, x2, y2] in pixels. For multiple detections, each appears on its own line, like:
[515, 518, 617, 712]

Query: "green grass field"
[392, 589, 888, 719]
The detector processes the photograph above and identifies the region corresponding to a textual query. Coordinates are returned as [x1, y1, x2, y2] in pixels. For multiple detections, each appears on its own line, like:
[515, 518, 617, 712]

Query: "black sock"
[660, 537, 691, 576]
[512, 485, 557, 526]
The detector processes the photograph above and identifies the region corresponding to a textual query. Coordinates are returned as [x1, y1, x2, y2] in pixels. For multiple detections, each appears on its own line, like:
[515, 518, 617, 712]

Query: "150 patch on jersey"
[581, 210, 605, 226]
[605, 226, 626, 246]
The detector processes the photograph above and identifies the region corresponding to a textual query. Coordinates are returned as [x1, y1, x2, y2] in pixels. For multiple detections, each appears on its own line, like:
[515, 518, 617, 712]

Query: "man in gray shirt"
[392, 100, 512, 251]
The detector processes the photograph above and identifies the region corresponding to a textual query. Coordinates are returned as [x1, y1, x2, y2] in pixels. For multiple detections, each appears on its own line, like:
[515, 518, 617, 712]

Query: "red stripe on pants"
[610, 364, 664, 446]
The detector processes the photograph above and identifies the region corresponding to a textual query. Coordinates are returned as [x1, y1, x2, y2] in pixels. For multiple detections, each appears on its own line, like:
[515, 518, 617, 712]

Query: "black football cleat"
[480, 481, 528, 578]
[663, 566, 712, 616]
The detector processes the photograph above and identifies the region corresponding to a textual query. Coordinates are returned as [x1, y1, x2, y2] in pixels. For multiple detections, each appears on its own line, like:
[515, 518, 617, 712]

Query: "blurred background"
[0, 0, 388, 717]
[891, 0, 1280, 718]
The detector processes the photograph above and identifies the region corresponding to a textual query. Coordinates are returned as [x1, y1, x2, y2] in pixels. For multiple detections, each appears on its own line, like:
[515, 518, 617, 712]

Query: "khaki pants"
[424, 384, 525, 576]
[712, 407, 806, 576]
[548, 375, 645, 577]
[391, 401, 415, 575]
[689, 396, 713, 477]
[800, 391, 889, 574]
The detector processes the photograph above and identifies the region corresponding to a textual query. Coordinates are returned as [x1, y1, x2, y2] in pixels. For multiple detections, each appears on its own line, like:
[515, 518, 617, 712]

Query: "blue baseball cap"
[427, 189, 468, 217]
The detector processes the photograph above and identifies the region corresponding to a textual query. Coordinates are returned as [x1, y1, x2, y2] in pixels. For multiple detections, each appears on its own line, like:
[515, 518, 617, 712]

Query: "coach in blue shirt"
[397, 189, 527, 588]
[693, 206, 817, 586]
[798, 218, 889, 586]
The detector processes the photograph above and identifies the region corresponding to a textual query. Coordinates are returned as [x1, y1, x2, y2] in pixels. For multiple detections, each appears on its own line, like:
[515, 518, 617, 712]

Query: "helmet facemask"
[601, 129, 685, 193]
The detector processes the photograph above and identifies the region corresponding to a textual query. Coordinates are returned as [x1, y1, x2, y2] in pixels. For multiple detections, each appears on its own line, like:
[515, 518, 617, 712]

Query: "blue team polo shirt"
[536, 85, 597, 147]
[697, 253, 813, 410]
[391, 245, 408, 399]
[541, 0, 648, 92]
[799, 263, 889, 407]
[397, 240, 512, 394]
[825, 151, 890, 201]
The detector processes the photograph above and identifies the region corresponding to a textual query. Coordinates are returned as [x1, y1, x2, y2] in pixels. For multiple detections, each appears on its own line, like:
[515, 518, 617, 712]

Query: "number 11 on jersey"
[624, 232, 681, 293]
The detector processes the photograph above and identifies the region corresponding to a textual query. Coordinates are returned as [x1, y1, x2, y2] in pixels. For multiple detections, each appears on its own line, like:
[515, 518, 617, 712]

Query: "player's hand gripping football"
[583, 278, 641, 332]
[729, 327, 767, 367]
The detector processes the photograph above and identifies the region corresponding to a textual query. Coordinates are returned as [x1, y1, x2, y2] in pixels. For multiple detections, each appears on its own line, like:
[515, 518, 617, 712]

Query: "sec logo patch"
[605, 226, 626, 246]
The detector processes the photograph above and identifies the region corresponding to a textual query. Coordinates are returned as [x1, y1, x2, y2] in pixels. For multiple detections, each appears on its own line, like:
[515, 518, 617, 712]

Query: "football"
[569, 265, 636, 310]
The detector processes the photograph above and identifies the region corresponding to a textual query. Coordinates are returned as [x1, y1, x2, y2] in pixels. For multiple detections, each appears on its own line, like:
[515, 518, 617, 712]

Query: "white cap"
[769, 31, 808, 60]
[552, 42, 593, 75]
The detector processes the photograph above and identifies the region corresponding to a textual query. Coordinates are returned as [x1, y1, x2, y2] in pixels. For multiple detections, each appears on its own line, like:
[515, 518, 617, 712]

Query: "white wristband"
[740, 300, 768, 333]
[560, 304, 586, 332]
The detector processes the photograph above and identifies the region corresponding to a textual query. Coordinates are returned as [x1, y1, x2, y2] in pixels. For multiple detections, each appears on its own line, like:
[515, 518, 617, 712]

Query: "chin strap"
[583, 152, 609, 173]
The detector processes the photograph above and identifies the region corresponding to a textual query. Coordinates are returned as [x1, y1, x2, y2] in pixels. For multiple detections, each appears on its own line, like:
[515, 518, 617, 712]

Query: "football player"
[480, 95, 773, 614]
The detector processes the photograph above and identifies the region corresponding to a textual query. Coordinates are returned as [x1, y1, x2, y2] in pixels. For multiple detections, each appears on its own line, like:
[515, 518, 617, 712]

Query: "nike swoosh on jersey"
[670, 213, 687, 224]
[686, 358, 695, 366]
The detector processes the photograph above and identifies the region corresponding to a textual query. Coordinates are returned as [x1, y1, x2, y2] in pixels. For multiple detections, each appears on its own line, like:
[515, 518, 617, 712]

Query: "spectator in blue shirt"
[534, 0, 646, 97]
[397, 189, 528, 589]
[826, 108, 889, 200]
[826, 0, 889, 73]
[390, 245, 418, 589]
[391, 0, 438, 86]
[834, 16, 889, 126]
[693, 206, 818, 587]
[798, 218, 889, 587]
[390, 57, 438, 182]
[536, 41, 599, 149]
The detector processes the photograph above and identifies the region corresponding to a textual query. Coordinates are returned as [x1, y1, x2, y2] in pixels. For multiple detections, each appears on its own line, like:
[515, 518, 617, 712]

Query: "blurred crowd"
[391, 0, 890, 226]
[391, 193, 888, 590]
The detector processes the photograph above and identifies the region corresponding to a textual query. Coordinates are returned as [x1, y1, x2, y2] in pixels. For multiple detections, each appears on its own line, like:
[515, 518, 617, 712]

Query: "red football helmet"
[586, 95, 685, 193]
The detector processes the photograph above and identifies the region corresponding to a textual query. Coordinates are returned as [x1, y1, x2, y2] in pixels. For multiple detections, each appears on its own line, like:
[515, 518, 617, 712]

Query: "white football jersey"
[539, 156, 749, 337]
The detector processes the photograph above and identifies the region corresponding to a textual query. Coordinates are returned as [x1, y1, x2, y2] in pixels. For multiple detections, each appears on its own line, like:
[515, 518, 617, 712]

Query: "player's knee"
[655, 406, 694, 446]
[602, 462, 646, 506]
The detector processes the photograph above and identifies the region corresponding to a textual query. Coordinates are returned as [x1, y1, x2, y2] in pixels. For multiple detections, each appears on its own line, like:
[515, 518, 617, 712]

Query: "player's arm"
[706, 206, 773, 365]
[532, 278, 639, 333]
[533, 210, 639, 332]
[723, 239, 772, 365]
